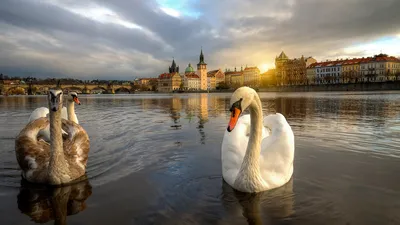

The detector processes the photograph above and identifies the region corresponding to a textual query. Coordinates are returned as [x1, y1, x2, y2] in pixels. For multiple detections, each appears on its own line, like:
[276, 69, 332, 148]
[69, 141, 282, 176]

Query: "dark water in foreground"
[1, 91, 400, 225]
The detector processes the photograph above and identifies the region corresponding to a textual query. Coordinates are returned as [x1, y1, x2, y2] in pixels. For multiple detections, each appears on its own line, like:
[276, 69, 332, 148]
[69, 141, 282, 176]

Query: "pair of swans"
[15, 89, 90, 185]
[221, 86, 295, 193]
[28, 91, 81, 142]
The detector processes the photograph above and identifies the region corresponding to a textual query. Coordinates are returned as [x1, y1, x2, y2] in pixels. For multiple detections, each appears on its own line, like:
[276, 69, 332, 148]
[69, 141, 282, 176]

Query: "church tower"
[169, 58, 179, 73]
[196, 47, 207, 90]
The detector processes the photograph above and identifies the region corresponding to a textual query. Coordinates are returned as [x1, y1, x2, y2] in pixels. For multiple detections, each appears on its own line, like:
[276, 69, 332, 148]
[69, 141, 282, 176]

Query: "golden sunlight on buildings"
[147, 48, 400, 91]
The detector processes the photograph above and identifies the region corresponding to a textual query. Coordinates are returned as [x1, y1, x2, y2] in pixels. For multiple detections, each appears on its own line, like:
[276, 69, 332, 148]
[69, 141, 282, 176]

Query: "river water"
[1, 91, 400, 225]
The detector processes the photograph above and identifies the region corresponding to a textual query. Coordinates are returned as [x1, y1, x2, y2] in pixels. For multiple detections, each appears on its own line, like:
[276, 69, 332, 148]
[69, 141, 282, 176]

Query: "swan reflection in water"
[221, 178, 294, 225]
[17, 175, 92, 225]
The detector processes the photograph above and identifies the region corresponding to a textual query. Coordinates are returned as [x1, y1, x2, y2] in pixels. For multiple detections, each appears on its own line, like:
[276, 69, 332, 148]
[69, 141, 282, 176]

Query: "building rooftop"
[185, 73, 199, 79]
[158, 72, 179, 79]
[307, 54, 400, 68]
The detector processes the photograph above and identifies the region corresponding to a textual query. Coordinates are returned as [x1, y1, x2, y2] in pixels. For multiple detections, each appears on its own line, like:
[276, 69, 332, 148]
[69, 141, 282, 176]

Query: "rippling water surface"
[1, 91, 400, 225]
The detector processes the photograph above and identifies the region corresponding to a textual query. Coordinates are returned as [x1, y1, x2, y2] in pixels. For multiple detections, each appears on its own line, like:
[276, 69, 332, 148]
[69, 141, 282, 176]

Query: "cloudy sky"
[0, 0, 399, 80]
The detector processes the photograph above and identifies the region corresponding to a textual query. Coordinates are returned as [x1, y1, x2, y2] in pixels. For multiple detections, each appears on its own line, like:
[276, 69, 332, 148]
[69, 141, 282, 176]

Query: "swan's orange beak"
[73, 96, 81, 105]
[227, 108, 241, 132]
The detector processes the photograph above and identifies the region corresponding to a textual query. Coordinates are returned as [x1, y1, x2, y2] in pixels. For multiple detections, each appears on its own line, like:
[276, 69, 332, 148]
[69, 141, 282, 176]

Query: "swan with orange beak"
[222, 86, 295, 193]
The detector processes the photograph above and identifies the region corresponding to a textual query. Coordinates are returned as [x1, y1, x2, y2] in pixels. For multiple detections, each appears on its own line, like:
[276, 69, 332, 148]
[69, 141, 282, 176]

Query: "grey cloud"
[217, 0, 400, 47]
[0, 0, 171, 54]
[0, 0, 175, 78]
[93, 0, 233, 59]
[0, 0, 399, 79]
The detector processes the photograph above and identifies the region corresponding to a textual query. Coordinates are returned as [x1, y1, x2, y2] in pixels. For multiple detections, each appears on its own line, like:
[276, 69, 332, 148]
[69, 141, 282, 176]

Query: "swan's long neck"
[67, 101, 78, 124]
[234, 95, 264, 191]
[48, 107, 67, 183]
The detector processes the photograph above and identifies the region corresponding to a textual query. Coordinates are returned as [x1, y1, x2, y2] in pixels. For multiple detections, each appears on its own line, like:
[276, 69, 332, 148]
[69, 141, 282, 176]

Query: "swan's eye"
[230, 98, 243, 113]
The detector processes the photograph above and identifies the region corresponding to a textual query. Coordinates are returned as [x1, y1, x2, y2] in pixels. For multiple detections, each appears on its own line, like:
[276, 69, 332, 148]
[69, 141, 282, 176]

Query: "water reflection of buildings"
[132, 94, 400, 144]
[170, 97, 182, 124]
[266, 94, 400, 139]
[152, 93, 227, 144]
[271, 95, 396, 120]
[197, 94, 208, 144]
[146, 92, 400, 143]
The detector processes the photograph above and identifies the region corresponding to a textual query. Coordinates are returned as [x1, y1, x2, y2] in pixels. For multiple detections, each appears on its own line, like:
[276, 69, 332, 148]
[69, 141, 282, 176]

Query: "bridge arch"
[27, 85, 52, 95]
[63, 86, 83, 93]
[89, 86, 108, 94]
[115, 87, 131, 94]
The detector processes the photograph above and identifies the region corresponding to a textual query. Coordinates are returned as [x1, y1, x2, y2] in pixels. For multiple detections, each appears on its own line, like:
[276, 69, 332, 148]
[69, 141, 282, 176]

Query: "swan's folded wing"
[259, 114, 295, 187]
[61, 119, 90, 171]
[15, 117, 51, 180]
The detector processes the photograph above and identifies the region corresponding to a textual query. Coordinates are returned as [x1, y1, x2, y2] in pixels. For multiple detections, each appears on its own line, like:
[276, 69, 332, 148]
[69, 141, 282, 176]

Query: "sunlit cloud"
[42, 0, 142, 29]
[160, 7, 181, 18]
[156, 0, 202, 18]
[343, 36, 400, 57]
[39, 0, 174, 52]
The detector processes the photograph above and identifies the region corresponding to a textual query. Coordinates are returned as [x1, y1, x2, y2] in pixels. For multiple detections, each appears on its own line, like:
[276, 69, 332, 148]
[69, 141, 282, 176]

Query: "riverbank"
[3, 81, 400, 96]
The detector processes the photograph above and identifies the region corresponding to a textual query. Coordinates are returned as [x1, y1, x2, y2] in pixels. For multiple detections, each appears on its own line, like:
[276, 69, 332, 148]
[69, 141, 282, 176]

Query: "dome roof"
[185, 63, 194, 73]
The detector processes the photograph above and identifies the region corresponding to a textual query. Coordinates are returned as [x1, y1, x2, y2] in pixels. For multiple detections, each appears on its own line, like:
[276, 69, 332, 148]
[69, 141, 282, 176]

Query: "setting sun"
[260, 63, 269, 73]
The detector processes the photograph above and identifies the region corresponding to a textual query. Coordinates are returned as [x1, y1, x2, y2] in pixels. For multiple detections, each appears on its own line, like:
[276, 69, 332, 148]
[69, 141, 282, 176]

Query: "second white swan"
[221, 86, 295, 193]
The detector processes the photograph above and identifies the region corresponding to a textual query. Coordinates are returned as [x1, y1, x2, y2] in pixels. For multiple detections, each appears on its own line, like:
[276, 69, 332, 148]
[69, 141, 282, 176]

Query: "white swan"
[28, 91, 81, 141]
[15, 89, 90, 185]
[221, 86, 295, 193]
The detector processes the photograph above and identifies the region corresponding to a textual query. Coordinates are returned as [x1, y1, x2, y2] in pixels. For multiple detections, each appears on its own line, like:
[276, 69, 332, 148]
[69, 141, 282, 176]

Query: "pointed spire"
[278, 51, 288, 59]
[169, 57, 178, 73]
[199, 46, 205, 64]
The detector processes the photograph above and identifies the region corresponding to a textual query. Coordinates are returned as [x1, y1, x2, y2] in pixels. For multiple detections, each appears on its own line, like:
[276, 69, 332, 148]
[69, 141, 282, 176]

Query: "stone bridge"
[0, 83, 133, 95]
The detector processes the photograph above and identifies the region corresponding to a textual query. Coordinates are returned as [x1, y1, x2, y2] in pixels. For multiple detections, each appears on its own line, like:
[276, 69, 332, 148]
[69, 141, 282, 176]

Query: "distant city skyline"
[0, 0, 399, 80]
